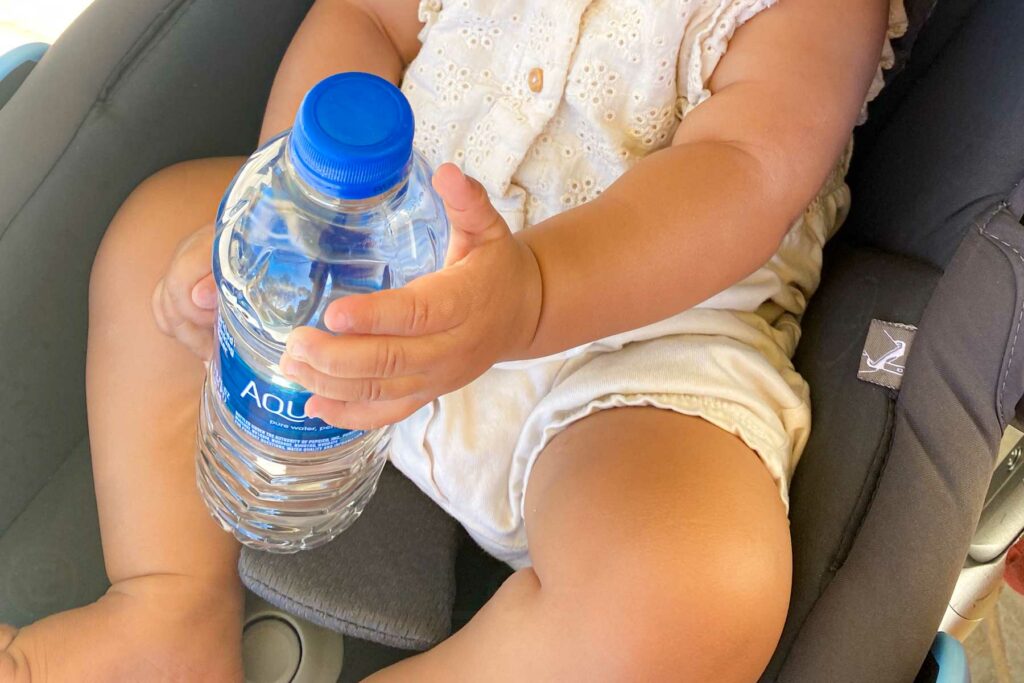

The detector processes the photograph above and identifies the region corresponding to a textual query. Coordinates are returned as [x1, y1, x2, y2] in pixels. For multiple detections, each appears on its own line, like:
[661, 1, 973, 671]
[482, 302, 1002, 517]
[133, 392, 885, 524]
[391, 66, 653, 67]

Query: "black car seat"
[0, 1, 1019, 681]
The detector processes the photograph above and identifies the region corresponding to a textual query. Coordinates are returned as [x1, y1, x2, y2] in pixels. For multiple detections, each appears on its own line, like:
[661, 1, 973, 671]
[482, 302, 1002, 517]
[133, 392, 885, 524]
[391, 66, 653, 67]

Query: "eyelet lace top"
[402, 0, 908, 361]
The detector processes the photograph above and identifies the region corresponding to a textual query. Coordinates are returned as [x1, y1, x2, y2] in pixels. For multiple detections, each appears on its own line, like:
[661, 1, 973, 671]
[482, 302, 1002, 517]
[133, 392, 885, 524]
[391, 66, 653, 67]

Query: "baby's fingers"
[306, 395, 424, 431]
[163, 226, 216, 322]
[169, 316, 215, 360]
[286, 327, 443, 378]
[191, 273, 217, 309]
[279, 356, 426, 402]
[153, 276, 215, 340]
[324, 270, 466, 336]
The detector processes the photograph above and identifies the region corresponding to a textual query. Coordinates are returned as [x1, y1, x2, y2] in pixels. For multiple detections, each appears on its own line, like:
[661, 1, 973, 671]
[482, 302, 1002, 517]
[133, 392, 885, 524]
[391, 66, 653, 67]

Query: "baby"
[1, 0, 899, 680]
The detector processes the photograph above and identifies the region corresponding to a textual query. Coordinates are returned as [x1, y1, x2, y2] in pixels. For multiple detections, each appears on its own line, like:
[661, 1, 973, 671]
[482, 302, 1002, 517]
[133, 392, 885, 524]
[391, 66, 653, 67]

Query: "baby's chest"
[401, 0, 694, 195]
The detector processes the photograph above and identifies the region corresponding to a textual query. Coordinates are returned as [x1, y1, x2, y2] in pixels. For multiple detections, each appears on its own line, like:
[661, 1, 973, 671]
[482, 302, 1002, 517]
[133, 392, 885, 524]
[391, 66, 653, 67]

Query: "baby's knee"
[567, 538, 790, 682]
[90, 157, 243, 309]
[96, 158, 238, 258]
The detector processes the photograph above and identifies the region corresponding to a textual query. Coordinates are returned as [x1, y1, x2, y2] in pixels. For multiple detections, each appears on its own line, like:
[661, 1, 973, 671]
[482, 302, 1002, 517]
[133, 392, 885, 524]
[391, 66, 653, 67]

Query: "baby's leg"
[370, 407, 792, 682]
[1, 157, 246, 682]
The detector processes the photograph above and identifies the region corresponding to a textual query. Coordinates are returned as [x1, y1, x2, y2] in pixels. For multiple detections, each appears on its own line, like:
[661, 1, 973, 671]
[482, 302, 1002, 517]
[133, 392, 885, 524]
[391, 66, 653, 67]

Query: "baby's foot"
[0, 574, 243, 682]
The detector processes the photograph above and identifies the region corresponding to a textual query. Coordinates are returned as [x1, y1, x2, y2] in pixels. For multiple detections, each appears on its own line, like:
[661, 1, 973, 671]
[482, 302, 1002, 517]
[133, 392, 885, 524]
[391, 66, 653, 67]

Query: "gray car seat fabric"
[0, 439, 103, 625]
[771, 247, 941, 679]
[846, 0, 1024, 269]
[2, 1, 1021, 681]
[769, 208, 1023, 682]
[853, 0, 970, 160]
[238, 465, 460, 651]
[0, 0, 312, 624]
[762, 0, 1024, 679]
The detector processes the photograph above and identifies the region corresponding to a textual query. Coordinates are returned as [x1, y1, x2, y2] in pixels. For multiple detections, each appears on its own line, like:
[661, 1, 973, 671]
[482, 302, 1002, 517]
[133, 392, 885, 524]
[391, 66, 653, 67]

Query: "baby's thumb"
[432, 164, 508, 260]
[191, 274, 217, 309]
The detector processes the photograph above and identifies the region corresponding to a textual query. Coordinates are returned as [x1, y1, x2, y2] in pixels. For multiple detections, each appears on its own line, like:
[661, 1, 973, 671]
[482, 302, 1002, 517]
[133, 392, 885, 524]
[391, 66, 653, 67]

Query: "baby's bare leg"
[369, 408, 792, 682]
[89, 158, 247, 599]
[1, 157, 246, 682]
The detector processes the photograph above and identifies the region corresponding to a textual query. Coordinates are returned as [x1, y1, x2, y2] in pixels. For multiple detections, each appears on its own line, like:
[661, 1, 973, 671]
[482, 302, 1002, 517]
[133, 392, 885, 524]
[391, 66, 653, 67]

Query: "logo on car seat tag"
[858, 319, 917, 391]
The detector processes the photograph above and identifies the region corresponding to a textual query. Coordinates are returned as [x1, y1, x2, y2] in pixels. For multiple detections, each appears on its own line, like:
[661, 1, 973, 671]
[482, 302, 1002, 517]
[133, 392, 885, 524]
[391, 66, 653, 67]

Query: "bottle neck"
[281, 139, 410, 215]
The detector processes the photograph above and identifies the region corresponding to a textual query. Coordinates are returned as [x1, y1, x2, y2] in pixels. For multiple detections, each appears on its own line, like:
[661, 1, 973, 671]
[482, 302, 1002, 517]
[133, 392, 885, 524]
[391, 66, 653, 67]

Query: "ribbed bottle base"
[196, 375, 390, 553]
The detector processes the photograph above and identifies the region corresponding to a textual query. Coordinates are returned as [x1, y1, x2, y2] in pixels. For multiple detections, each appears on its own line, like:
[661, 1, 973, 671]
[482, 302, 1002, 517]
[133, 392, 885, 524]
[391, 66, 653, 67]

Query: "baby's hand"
[280, 164, 542, 430]
[152, 224, 218, 360]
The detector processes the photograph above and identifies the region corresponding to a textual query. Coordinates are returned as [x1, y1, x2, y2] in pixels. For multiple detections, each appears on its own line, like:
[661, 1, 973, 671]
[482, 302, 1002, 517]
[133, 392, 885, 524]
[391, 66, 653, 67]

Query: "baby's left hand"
[280, 163, 542, 430]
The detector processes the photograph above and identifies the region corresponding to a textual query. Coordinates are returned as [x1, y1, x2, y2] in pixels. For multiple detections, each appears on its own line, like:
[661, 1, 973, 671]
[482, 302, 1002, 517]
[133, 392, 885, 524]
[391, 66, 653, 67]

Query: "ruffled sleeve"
[858, 0, 909, 123]
[676, 0, 910, 121]
[676, 0, 778, 115]
[416, 0, 442, 43]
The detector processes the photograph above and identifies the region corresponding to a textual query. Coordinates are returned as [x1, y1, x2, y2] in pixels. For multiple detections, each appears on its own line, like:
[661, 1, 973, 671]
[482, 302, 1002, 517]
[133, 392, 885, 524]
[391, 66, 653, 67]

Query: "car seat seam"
[0, 433, 89, 538]
[0, 0, 191, 248]
[770, 400, 897, 679]
[1007, 177, 1024, 219]
[828, 396, 897, 574]
[783, 208, 1015, 676]
[775, 249, 935, 676]
[977, 202, 1023, 427]
[242, 573, 435, 651]
[98, 0, 192, 103]
[773, 6, 989, 676]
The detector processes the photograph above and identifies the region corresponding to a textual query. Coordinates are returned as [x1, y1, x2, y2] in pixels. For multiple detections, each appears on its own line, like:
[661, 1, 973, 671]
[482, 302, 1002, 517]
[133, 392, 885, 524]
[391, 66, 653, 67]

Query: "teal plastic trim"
[932, 632, 970, 683]
[0, 42, 48, 82]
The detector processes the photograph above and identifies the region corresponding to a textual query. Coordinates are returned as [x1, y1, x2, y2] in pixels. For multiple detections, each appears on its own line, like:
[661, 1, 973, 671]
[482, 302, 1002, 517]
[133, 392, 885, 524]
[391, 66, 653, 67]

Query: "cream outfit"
[390, 0, 909, 568]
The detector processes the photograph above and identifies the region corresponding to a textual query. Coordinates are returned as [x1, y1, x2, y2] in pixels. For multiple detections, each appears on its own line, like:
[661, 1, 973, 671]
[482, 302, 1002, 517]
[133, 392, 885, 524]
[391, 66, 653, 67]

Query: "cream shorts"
[389, 332, 811, 569]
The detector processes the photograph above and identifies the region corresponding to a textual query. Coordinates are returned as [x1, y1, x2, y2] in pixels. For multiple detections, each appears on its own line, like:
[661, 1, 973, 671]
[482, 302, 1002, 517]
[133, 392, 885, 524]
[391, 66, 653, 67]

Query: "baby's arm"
[260, 0, 423, 142]
[518, 0, 889, 357]
[280, 0, 890, 430]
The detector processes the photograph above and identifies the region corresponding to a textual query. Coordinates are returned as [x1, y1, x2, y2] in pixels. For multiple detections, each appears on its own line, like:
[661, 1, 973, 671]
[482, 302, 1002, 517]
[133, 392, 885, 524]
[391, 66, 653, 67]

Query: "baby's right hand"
[152, 224, 218, 360]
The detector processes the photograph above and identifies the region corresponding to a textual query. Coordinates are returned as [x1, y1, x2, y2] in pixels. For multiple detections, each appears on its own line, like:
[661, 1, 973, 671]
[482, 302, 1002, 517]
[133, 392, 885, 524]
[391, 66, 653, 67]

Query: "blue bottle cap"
[288, 72, 415, 200]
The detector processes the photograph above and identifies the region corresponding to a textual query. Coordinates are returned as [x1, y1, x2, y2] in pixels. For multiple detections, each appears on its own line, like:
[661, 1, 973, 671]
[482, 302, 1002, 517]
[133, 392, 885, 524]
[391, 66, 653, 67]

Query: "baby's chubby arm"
[518, 0, 890, 357]
[281, 0, 889, 429]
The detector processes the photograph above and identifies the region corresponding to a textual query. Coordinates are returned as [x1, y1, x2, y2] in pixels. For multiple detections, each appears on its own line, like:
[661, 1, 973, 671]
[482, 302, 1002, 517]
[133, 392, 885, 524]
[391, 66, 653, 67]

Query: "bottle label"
[214, 317, 362, 452]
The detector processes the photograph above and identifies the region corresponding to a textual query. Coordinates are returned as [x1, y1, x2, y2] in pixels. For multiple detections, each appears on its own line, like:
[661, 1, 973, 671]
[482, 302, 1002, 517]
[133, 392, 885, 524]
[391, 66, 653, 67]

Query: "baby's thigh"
[91, 156, 245, 303]
[524, 407, 792, 681]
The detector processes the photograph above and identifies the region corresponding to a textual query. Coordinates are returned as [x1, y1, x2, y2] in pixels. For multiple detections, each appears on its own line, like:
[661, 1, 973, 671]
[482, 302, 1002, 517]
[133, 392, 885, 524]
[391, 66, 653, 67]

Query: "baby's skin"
[1, 0, 887, 680]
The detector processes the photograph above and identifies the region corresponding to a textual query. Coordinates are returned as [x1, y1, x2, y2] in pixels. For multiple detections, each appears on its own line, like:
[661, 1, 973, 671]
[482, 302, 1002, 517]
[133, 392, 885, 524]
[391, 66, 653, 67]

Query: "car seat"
[0, 1, 1020, 680]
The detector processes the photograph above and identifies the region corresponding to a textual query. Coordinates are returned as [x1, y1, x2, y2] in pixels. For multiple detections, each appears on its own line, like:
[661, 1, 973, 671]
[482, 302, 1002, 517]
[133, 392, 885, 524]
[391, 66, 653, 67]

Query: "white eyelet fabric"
[391, 0, 909, 568]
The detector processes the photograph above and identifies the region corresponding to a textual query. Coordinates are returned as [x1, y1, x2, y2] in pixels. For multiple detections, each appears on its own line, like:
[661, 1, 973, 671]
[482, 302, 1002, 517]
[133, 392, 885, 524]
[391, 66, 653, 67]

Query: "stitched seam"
[773, 397, 897, 678]
[774, 6, 986, 674]
[0, 0, 190, 248]
[976, 203, 1024, 426]
[242, 573, 435, 651]
[98, 0, 192, 102]
[1007, 176, 1024, 219]
[0, 433, 89, 537]
[774, 245, 943, 673]
[829, 397, 897, 573]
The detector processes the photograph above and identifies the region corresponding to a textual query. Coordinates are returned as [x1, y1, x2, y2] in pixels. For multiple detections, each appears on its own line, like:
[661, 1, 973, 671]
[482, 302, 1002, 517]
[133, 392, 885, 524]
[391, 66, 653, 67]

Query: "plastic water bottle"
[196, 73, 449, 552]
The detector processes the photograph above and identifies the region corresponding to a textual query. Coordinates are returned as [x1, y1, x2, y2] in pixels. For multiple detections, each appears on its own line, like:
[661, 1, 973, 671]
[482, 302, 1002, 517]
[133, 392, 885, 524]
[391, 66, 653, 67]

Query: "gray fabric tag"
[858, 319, 917, 391]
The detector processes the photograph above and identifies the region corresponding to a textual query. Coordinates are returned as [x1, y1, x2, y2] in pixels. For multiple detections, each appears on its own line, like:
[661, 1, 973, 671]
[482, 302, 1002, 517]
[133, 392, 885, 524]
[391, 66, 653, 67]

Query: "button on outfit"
[527, 67, 543, 93]
[396, 0, 910, 568]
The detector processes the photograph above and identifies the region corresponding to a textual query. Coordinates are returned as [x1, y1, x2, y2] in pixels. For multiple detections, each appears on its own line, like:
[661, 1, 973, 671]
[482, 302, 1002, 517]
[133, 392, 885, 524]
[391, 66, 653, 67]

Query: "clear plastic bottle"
[196, 73, 449, 552]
